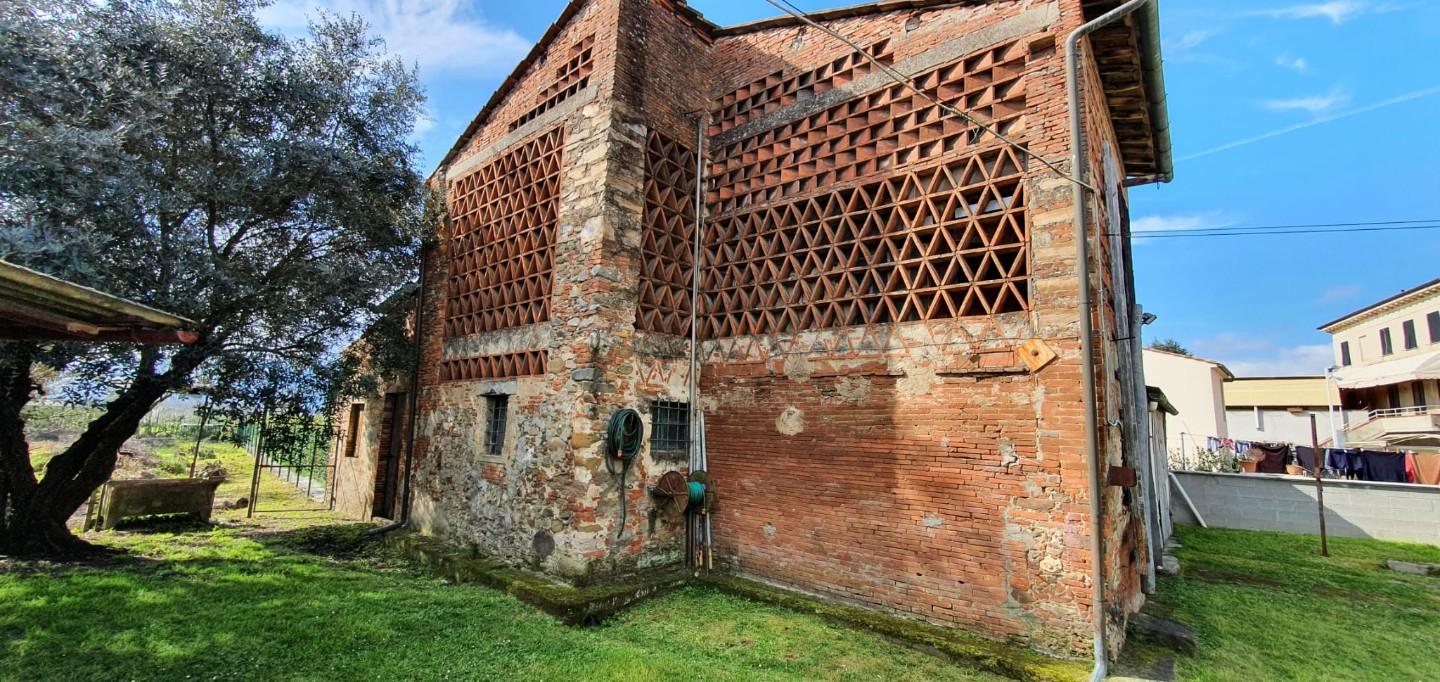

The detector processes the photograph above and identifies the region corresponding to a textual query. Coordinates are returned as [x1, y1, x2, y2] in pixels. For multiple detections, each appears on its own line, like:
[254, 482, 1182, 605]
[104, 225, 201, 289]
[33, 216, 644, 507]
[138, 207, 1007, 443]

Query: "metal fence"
[245, 410, 338, 515]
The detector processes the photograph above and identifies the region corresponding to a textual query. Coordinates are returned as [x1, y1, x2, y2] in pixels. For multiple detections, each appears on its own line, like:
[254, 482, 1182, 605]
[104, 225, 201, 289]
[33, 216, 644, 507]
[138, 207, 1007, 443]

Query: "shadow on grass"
[0, 520, 1001, 682]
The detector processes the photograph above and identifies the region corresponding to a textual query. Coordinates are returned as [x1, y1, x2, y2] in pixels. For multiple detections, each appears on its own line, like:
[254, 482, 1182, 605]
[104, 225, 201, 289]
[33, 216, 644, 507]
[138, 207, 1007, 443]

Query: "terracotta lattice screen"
[439, 350, 548, 383]
[711, 39, 894, 136]
[445, 127, 563, 338]
[701, 40, 1031, 338]
[510, 34, 595, 131]
[636, 132, 698, 336]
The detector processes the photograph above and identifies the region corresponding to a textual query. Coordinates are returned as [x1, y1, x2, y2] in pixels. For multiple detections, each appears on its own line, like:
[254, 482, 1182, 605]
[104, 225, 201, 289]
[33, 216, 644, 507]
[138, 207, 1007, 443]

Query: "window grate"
[484, 395, 509, 456]
[650, 400, 690, 457]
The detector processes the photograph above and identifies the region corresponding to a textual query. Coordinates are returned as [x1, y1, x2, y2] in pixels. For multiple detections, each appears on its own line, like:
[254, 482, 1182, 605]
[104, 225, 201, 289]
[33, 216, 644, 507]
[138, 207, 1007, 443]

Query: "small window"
[1380, 328, 1393, 356]
[1403, 320, 1418, 350]
[1339, 341, 1351, 367]
[484, 395, 509, 456]
[650, 400, 690, 456]
[344, 403, 363, 457]
[1428, 311, 1440, 344]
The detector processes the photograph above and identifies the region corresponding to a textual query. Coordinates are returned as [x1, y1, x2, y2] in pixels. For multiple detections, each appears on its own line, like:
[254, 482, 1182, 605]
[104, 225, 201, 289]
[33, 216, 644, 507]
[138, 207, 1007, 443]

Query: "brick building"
[332, 0, 1171, 659]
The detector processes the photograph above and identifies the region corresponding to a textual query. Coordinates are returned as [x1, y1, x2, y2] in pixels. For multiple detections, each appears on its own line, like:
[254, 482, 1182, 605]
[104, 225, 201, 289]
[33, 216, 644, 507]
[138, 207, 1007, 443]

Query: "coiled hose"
[604, 408, 644, 539]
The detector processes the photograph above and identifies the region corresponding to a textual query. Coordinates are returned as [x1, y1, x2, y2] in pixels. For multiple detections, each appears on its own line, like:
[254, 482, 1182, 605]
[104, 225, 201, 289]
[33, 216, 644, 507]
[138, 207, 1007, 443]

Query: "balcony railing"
[1366, 404, 1439, 420]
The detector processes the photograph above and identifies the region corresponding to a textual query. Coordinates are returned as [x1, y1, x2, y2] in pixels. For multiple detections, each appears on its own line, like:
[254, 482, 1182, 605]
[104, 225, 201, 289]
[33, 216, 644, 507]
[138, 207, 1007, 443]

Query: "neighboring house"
[335, 0, 1172, 659]
[1223, 376, 1363, 446]
[1321, 277, 1440, 451]
[1141, 348, 1232, 460]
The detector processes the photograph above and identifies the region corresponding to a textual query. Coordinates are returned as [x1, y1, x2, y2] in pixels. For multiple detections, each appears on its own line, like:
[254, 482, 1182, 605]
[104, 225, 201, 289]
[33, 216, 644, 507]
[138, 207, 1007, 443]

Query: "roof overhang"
[1081, 0, 1172, 184]
[1146, 385, 1179, 415]
[0, 260, 198, 345]
[1333, 352, 1440, 390]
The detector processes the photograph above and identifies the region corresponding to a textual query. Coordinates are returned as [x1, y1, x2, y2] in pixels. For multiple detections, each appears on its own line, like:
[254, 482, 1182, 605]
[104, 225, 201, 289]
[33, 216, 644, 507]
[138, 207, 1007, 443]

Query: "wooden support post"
[1310, 414, 1329, 557]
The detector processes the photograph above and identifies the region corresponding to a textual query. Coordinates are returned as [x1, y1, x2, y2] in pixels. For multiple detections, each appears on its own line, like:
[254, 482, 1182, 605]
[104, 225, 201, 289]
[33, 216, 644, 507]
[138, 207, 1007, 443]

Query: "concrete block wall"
[1171, 470, 1440, 545]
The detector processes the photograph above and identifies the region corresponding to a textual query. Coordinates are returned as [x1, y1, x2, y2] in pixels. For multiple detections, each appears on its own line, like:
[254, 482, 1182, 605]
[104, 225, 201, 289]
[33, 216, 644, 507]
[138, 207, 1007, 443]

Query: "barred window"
[484, 395, 509, 456]
[650, 400, 689, 457]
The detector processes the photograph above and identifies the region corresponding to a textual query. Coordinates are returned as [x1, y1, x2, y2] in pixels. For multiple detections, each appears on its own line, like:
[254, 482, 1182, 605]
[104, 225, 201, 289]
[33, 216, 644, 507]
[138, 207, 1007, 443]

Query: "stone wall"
[1171, 470, 1440, 545]
[330, 379, 411, 521]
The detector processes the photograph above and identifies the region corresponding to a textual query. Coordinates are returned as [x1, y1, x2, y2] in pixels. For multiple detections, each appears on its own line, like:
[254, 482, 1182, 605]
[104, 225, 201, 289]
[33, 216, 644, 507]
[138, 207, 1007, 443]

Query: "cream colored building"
[1223, 376, 1362, 446]
[1142, 348, 1233, 461]
[1321, 277, 1440, 451]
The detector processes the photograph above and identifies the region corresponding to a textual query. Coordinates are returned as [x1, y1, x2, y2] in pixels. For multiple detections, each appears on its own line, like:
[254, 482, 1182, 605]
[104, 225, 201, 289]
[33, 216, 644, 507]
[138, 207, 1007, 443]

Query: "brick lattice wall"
[444, 128, 564, 337]
[636, 130, 698, 336]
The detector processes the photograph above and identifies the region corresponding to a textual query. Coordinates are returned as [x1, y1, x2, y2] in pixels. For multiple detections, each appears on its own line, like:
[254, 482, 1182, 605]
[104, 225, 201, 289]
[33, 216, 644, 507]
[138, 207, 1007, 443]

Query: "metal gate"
[245, 409, 339, 515]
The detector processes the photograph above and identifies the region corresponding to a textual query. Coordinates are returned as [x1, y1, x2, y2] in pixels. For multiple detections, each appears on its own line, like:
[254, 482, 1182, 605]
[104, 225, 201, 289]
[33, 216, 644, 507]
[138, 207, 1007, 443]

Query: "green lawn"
[0, 519, 1001, 681]
[9, 439, 1440, 681]
[1133, 526, 1440, 681]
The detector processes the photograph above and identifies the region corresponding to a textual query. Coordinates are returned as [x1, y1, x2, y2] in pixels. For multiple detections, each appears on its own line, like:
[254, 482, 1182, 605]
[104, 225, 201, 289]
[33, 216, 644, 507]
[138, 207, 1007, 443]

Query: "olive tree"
[0, 0, 429, 553]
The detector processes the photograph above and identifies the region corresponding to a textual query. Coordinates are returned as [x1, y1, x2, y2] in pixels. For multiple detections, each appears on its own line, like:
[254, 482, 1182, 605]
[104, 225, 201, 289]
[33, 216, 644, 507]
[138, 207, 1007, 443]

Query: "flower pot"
[1240, 460, 1259, 473]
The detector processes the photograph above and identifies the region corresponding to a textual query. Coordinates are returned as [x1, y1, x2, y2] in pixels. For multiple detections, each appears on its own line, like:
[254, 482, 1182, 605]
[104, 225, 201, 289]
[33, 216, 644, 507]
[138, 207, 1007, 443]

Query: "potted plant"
[1238, 447, 1261, 473]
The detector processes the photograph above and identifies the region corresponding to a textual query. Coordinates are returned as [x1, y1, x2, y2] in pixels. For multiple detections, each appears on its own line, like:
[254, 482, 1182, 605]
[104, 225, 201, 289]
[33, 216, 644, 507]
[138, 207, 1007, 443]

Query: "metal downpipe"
[1065, 1, 1156, 679]
[689, 115, 704, 472]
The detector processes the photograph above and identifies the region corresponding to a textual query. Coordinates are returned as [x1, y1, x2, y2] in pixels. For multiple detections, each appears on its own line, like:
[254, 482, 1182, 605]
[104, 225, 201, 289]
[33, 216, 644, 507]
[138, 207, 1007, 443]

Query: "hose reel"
[605, 408, 644, 539]
[652, 469, 717, 519]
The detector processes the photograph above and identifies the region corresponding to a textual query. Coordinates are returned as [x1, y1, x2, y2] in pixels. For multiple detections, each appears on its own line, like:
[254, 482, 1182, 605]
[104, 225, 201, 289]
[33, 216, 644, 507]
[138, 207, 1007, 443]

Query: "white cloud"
[1225, 345, 1336, 376]
[1261, 86, 1349, 115]
[411, 107, 436, 140]
[1180, 85, 1440, 162]
[1274, 53, 1310, 72]
[1256, 1, 1369, 24]
[1191, 333, 1336, 376]
[257, 0, 531, 73]
[1130, 213, 1231, 245]
[1167, 29, 1217, 52]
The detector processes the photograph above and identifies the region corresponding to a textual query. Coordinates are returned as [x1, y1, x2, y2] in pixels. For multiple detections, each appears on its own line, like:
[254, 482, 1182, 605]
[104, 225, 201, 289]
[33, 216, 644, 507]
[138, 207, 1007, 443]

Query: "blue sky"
[259, 0, 1440, 376]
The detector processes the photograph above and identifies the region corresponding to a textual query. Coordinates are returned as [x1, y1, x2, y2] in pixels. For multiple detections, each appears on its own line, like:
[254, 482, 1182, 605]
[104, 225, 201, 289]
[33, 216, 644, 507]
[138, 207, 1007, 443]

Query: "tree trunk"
[0, 344, 212, 556]
[0, 345, 39, 549]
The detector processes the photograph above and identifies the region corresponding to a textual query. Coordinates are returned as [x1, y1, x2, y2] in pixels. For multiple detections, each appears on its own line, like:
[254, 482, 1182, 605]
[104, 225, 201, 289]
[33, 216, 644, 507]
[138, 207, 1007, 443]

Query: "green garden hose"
[604, 408, 644, 539]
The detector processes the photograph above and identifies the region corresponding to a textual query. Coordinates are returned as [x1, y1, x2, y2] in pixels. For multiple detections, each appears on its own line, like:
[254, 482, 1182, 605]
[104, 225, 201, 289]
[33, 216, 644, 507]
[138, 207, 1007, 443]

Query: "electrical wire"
[1130, 224, 1440, 239]
[759, 0, 1096, 192]
[1132, 218, 1440, 235]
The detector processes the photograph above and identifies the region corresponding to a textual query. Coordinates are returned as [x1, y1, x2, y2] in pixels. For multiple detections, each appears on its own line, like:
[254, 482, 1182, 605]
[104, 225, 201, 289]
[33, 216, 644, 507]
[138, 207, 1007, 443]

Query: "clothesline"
[1184, 434, 1440, 486]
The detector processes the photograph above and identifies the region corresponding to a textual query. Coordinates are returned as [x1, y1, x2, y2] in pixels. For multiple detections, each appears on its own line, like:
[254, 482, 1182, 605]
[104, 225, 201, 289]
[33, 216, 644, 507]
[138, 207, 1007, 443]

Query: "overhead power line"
[1133, 218, 1440, 235]
[759, 0, 1096, 191]
[1130, 223, 1440, 239]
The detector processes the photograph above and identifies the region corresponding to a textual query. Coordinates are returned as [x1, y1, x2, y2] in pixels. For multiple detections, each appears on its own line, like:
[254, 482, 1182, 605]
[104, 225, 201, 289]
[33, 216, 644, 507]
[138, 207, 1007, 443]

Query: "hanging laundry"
[1294, 446, 1318, 474]
[1206, 436, 1221, 452]
[1346, 450, 1368, 480]
[1412, 453, 1440, 486]
[1325, 449, 1356, 478]
[1405, 452, 1418, 484]
[1359, 450, 1408, 483]
[1253, 443, 1290, 474]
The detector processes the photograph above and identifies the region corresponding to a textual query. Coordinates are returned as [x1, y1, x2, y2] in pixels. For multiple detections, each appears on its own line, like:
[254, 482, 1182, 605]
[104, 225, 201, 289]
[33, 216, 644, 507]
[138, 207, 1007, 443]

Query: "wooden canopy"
[0, 260, 198, 345]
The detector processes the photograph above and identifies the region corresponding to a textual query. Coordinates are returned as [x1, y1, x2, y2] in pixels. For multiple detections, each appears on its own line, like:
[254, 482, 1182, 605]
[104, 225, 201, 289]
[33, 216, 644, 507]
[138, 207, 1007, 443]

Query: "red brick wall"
[402, 0, 1152, 657]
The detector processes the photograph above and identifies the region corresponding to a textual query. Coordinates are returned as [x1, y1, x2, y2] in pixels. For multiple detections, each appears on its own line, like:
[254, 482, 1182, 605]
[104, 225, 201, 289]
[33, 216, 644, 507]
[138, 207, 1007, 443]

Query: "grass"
[1129, 526, 1440, 681]
[14, 431, 1438, 680]
[0, 518, 1004, 681]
